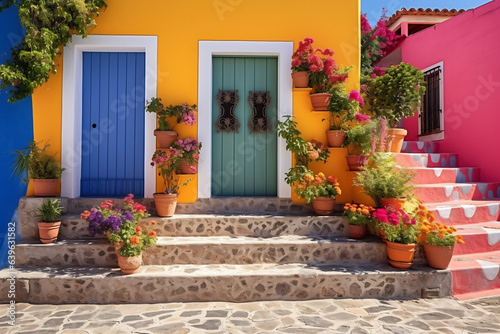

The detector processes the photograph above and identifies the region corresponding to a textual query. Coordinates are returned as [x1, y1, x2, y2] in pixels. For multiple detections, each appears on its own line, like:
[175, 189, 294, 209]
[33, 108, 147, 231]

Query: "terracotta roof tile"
[387, 7, 466, 27]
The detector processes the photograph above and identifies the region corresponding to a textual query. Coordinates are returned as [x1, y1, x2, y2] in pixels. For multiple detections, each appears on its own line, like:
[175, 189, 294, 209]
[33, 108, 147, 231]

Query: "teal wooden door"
[212, 57, 278, 196]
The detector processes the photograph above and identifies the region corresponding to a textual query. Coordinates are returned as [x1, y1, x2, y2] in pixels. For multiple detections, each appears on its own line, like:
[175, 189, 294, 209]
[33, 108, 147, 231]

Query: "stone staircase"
[1, 198, 450, 304]
[395, 141, 500, 300]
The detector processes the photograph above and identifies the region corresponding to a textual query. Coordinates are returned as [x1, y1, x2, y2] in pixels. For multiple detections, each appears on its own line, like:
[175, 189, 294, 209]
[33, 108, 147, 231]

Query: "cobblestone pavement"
[1, 297, 499, 334]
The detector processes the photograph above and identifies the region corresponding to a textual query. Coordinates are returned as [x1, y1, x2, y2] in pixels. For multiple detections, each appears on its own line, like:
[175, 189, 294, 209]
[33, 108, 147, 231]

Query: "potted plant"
[324, 88, 361, 147]
[145, 98, 197, 149]
[343, 203, 375, 239]
[37, 199, 64, 244]
[309, 62, 350, 111]
[12, 141, 65, 196]
[171, 138, 202, 174]
[417, 206, 465, 269]
[354, 152, 414, 208]
[344, 114, 378, 171]
[373, 207, 419, 269]
[151, 149, 191, 217]
[368, 62, 426, 153]
[291, 37, 314, 88]
[293, 172, 341, 215]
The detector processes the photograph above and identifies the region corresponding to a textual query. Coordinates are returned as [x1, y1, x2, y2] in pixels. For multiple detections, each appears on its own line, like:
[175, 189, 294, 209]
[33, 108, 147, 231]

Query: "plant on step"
[0, 0, 108, 102]
[276, 115, 329, 167]
[37, 199, 64, 222]
[325, 87, 362, 131]
[171, 138, 202, 173]
[343, 203, 374, 226]
[12, 141, 65, 181]
[293, 172, 341, 203]
[417, 211, 465, 247]
[145, 98, 197, 131]
[372, 207, 418, 244]
[123, 193, 151, 223]
[354, 152, 414, 207]
[151, 150, 191, 194]
[368, 62, 426, 128]
[111, 221, 158, 257]
[345, 114, 382, 155]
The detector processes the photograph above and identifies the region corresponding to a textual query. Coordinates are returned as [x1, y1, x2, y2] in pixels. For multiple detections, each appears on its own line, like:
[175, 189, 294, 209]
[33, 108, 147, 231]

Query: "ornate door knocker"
[248, 91, 271, 134]
[215, 89, 240, 133]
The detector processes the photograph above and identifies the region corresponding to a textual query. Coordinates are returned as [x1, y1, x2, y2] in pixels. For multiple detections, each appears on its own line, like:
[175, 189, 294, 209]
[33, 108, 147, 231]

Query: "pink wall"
[400, 0, 500, 182]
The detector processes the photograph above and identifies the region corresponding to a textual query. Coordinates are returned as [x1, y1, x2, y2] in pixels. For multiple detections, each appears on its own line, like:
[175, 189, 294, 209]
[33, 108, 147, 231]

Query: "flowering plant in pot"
[171, 138, 202, 174]
[293, 171, 341, 215]
[344, 114, 380, 171]
[343, 203, 374, 239]
[145, 98, 197, 148]
[12, 141, 65, 197]
[151, 149, 191, 217]
[417, 205, 464, 269]
[368, 62, 426, 153]
[372, 207, 419, 269]
[354, 152, 414, 208]
[291, 37, 315, 88]
[36, 199, 64, 244]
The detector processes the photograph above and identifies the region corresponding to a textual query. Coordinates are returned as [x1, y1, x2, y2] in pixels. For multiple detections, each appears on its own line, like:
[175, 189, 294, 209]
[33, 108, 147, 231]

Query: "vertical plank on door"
[266, 58, 278, 196]
[211, 57, 223, 197]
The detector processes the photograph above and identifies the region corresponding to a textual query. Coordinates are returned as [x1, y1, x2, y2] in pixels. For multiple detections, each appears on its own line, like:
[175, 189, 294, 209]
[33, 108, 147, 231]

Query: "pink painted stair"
[399, 141, 500, 299]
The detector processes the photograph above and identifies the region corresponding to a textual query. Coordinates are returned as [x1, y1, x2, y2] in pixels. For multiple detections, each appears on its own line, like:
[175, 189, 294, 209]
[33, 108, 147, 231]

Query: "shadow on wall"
[0, 6, 34, 269]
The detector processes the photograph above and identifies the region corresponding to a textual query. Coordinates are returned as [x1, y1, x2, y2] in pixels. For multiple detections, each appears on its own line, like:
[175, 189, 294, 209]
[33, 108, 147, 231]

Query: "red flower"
[148, 230, 157, 238]
[136, 226, 143, 235]
[80, 210, 90, 220]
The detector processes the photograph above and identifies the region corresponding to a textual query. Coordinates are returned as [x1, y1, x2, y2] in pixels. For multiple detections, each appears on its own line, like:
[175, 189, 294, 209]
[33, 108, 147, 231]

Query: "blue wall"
[0, 6, 33, 268]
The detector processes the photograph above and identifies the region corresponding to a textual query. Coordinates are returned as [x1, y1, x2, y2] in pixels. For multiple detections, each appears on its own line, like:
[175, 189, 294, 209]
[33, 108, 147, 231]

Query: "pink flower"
[324, 57, 338, 76]
[380, 119, 387, 151]
[292, 59, 302, 67]
[322, 48, 335, 56]
[329, 74, 348, 83]
[361, 13, 371, 35]
[371, 73, 377, 79]
[355, 113, 371, 123]
[124, 194, 134, 205]
[189, 165, 197, 173]
[193, 153, 199, 160]
[307, 55, 323, 72]
[371, 129, 376, 155]
[349, 90, 364, 106]
[170, 148, 179, 156]
[133, 202, 146, 214]
[373, 209, 388, 223]
[100, 199, 114, 210]
[387, 212, 400, 226]
[374, 67, 385, 76]
[304, 37, 314, 45]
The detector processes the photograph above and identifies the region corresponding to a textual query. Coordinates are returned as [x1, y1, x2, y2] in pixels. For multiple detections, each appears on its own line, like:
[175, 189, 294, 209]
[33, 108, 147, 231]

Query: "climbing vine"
[0, 0, 107, 102]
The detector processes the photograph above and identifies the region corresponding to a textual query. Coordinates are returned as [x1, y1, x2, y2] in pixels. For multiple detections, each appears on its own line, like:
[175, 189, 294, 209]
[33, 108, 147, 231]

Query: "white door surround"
[61, 35, 157, 198]
[198, 41, 293, 198]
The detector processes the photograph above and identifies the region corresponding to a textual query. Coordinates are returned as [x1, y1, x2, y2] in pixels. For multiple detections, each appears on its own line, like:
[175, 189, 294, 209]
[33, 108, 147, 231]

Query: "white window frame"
[61, 35, 157, 198]
[198, 41, 293, 198]
[419, 61, 444, 141]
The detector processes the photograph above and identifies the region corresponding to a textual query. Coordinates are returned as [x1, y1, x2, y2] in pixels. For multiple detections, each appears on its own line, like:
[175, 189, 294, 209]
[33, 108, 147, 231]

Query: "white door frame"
[418, 61, 444, 141]
[61, 35, 157, 198]
[198, 41, 293, 198]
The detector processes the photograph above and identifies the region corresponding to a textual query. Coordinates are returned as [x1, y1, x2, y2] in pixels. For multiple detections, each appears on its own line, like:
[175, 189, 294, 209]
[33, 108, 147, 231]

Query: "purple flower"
[103, 215, 123, 232]
[121, 210, 134, 222]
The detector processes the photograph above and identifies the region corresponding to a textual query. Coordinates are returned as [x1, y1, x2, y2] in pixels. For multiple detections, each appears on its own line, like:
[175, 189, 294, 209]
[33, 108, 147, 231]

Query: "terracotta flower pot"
[292, 71, 309, 88]
[424, 244, 455, 269]
[312, 197, 335, 215]
[117, 254, 142, 275]
[310, 93, 332, 111]
[380, 229, 387, 243]
[178, 160, 197, 174]
[153, 193, 179, 217]
[346, 155, 367, 171]
[154, 130, 178, 149]
[106, 230, 111, 241]
[386, 241, 416, 269]
[380, 198, 406, 211]
[385, 128, 408, 153]
[33, 179, 58, 197]
[37, 221, 61, 244]
[349, 224, 367, 239]
[326, 130, 346, 147]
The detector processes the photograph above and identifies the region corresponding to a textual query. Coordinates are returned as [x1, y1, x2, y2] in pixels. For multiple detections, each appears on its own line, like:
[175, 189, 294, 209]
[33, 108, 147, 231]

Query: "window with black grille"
[420, 66, 442, 135]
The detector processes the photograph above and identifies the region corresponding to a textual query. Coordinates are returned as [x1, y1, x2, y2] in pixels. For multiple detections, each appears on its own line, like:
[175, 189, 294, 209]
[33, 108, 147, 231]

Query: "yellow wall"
[31, 0, 361, 203]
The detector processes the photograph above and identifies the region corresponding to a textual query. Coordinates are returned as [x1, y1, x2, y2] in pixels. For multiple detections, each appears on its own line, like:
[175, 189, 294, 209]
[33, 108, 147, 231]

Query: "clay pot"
[348, 224, 367, 239]
[346, 155, 367, 171]
[386, 241, 416, 269]
[326, 130, 346, 147]
[33, 179, 58, 197]
[380, 198, 406, 211]
[380, 229, 387, 243]
[310, 93, 332, 111]
[385, 128, 408, 153]
[153, 193, 179, 217]
[178, 160, 197, 174]
[154, 130, 177, 149]
[37, 221, 61, 244]
[312, 197, 335, 215]
[424, 244, 454, 269]
[292, 71, 309, 88]
[117, 254, 142, 275]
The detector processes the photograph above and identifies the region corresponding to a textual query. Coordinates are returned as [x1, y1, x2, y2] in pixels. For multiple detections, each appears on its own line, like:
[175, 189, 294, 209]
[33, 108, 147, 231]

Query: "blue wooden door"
[212, 57, 278, 196]
[81, 52, 145, 197]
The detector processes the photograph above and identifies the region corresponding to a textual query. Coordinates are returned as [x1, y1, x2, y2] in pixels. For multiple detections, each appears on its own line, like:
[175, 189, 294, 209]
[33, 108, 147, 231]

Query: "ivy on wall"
[0, 0, 107, 102]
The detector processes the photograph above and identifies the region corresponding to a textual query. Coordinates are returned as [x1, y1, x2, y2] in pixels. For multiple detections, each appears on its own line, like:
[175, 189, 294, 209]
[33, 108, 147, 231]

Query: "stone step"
[57, 214, 347, 241]
[455, 222, 500, 255]
[449, 251, 500, 297]
[0, 263, 451, 304]
[394, 153, 458, 168]
[16, 236, 421, 267]
[408, 167, 480, 185]
[426, 200, 500, 225]
[414, 182, 500, 203]
[401, 141, 440, 153]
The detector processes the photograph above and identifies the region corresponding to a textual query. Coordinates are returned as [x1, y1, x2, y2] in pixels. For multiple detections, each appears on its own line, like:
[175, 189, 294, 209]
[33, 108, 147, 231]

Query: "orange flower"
[304, 174, 314, 182]
[362, 209, 370, 215]
[148, 230, 157, 238]
[335, 187, 341, 195]
[357, 208, 362, 213]
[327, 176, 338, 184]
[130, 235, 140, 245]
[350, 207, 356, 213]
[345, 203, 351, 208]
[438, 234, 444, 239]
[151, 220, 157, 225]
[136, 226, 143, 235]
[80, 210, 91, 220]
